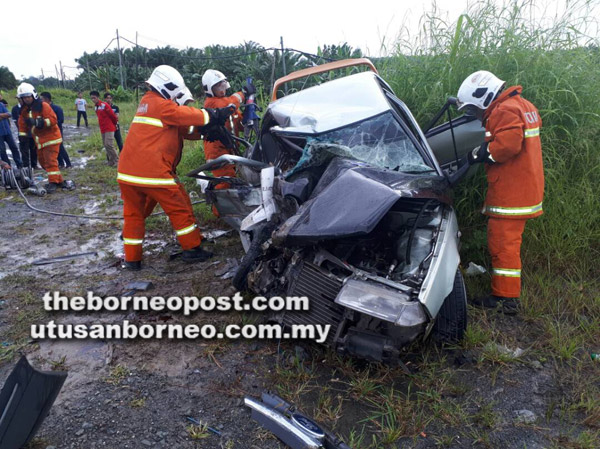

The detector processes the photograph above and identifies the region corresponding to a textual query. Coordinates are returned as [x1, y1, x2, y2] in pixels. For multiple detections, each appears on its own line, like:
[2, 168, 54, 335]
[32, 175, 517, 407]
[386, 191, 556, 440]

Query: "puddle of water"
[75, 155, 96, 169]
[83, 200, 101, 215]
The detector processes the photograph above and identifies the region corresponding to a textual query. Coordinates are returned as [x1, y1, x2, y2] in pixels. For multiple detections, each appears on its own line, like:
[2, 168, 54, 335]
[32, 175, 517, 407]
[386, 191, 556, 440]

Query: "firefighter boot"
[181, 246, 213, 263]
[44, 183, 60, 194]
[122, 260, 142, 271]
[61, 180, 76, 191]
[471, 295, 519, 315]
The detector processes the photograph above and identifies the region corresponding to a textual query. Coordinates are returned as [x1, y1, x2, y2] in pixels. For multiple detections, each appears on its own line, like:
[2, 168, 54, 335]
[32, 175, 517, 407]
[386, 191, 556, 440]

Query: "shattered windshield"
[310, 112, 432, 173]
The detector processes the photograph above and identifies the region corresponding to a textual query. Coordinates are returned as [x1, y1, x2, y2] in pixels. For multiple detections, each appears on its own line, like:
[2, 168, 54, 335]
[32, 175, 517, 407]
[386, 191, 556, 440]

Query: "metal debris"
[214, 258, 240, 279]
[32, 251, 98, 266]
[244, 392, 351, 449]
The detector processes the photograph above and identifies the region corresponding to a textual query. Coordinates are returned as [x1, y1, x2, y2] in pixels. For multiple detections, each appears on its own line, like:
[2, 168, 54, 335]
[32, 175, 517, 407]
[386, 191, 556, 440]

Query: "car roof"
[268, 71, 392, 135]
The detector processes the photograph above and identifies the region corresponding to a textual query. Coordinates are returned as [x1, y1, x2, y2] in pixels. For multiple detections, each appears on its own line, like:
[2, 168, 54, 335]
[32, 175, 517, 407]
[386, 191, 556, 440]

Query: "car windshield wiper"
[391, 166, 437, 174]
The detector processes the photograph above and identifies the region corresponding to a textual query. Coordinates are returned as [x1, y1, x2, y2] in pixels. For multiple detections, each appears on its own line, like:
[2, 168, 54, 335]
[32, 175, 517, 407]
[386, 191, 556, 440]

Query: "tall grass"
[379, 0, 600, 281]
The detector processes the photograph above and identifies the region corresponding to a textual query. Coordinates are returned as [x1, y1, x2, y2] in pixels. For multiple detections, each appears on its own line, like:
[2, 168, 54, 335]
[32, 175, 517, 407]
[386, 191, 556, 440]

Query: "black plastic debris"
[32, 251, 98, 266]
[124, 281, 154, 292]
[244, 392, 351, 449]
[0, 356, 67, 449]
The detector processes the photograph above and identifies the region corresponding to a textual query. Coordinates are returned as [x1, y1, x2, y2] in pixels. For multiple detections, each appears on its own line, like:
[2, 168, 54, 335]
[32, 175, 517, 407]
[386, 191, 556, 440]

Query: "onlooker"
[90, 90, 119, 166]
[75, 92, 88, 127]
[0, 98, 23, 167]
[12, 97, 37, 169]
[41, 92, 71, 168]
[104, 92, 123, 152]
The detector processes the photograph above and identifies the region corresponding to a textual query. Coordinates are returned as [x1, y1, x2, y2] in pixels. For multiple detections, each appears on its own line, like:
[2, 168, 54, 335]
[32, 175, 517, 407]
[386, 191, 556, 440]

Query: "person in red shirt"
[457, 71, 544, 314]
[90, 90, 119, 166]
[117, 65, 234, 270]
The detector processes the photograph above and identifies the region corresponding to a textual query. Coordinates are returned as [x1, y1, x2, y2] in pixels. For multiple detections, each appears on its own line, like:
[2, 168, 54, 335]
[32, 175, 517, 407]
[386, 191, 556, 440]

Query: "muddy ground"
[0, 124, 597, 449]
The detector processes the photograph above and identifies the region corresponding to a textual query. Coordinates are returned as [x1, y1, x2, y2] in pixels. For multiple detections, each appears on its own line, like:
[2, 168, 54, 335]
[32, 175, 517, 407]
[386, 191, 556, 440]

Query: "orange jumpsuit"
[117, 91, 211, 263]
[18, 99, 63, 184]
[204, 91, 244, 188]
[482, 86, 544, 298]
[142, 126, 203, 219]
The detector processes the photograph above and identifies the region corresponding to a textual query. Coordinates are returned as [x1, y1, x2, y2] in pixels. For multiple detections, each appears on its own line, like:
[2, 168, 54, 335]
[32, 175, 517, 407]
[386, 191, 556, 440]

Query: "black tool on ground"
[244, 392, 351, 449]
[121, 279, 153, 295]
[32, 251, 98, 266]
[0, 356, 67, 449]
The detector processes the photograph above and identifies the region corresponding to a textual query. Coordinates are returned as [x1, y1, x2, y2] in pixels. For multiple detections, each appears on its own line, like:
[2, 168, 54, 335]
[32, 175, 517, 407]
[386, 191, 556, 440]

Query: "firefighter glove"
[242, 80, 256, 97]
[35, 117, 45, 129]
[25, 117, 36, 127]
[205, 105, 236, 126]
[468, 142, 494, 165]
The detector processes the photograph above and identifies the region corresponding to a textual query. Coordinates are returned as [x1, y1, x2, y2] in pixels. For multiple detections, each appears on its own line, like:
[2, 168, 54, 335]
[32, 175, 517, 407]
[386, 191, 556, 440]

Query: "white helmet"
[146, 65, 186, 100]
[457, 70, 505, 111]
[175, 87, 194, 106]
[202, 69, 230, 97]
[17, 82, 38, 99]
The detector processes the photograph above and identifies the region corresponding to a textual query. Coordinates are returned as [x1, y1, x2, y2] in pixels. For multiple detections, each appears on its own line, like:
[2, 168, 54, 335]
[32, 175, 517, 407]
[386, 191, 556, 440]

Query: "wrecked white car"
[190, 59, 485, 363]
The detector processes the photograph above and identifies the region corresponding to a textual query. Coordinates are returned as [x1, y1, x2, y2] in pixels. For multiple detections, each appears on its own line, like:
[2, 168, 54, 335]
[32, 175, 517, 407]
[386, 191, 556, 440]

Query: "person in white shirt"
[74, 92, 88, 127]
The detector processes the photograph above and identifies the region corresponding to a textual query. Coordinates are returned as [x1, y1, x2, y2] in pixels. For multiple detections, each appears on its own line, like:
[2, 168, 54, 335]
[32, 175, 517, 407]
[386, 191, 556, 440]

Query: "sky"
[2, 0, 595, 80]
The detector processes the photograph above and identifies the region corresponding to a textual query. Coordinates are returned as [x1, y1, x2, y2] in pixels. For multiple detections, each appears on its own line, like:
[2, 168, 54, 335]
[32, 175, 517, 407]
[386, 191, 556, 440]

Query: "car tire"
[433, 268, 467, 343]
[232, 222, 276, 291]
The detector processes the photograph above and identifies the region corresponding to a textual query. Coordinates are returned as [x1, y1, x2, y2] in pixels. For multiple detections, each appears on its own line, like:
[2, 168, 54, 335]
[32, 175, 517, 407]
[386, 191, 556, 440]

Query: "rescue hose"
[6, 169, 205, 220]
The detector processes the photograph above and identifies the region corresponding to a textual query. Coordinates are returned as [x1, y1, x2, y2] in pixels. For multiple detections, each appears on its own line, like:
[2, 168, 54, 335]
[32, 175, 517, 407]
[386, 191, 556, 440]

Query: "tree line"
[0, 42, 365, 99]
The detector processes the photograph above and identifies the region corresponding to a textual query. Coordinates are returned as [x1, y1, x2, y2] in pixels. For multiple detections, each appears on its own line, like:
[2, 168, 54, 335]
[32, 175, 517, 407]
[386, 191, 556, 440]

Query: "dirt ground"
[0, 125, 597, 449]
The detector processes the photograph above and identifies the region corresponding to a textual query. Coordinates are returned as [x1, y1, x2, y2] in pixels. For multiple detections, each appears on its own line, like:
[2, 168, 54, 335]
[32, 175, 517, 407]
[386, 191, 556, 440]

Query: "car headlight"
[335, 279, 428, 327]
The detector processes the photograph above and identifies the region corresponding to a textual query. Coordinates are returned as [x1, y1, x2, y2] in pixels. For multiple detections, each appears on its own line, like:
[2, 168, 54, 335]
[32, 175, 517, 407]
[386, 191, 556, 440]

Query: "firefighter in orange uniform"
[142, 88, 203, 220]
[201, 70, 247, 190]
[117, 66, 234, 270]
[457, 71, 544, 314]
[17, 83, 66, 194]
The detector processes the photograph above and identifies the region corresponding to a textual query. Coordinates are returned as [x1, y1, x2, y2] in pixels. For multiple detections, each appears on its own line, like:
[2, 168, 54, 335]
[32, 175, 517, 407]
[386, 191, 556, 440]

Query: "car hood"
[274, 157, 450, 245]
[268, 72, 391, 135]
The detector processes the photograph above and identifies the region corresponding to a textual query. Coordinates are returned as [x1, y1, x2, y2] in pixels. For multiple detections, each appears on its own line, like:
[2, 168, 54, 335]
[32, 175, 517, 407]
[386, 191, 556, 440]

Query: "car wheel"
[433, 268, 467, 343]
[232, 222, 276, 291]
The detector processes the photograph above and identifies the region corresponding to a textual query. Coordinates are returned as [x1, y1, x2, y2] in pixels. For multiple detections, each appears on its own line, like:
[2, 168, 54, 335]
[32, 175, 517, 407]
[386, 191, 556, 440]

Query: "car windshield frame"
[276, 110, 437, 174]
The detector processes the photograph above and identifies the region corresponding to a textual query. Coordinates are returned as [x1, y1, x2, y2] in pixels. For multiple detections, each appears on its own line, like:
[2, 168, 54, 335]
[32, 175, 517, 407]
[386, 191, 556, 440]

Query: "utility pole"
[280, 36, 287, 77]
[59, 61, 66, 88]
[135, 31, 139, 102]
[86, 58, 92, 90]
[280, 36, 287, 96]
[55, 65, 61, 88]
[116, 29, 125, 89]
[41, 68, 45, 84]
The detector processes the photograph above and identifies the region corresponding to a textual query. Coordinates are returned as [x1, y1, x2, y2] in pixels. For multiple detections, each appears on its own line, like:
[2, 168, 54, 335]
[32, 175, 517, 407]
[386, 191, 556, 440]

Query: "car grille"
[285, 262, 345, 345]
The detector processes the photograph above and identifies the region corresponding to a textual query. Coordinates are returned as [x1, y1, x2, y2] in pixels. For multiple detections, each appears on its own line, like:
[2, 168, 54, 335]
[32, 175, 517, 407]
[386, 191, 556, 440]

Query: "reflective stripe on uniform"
[201, 109, 209, 125]
[132, 116, 164, 128]
[123, 238, 143, 245]
[232, 92, 243, 103]
[18, 132, 27, 136]
[175, 223, 197, 236]
[524, 127, 539, 138]
[485, 201, 543, 217]
[188, 126, 195, 135]
[47, 171, 61, 175]
[492, 268, 521, 278]
[41, 138, 63, 148]
[117, 172, 177, 186]
[45, 118, 51, 127]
